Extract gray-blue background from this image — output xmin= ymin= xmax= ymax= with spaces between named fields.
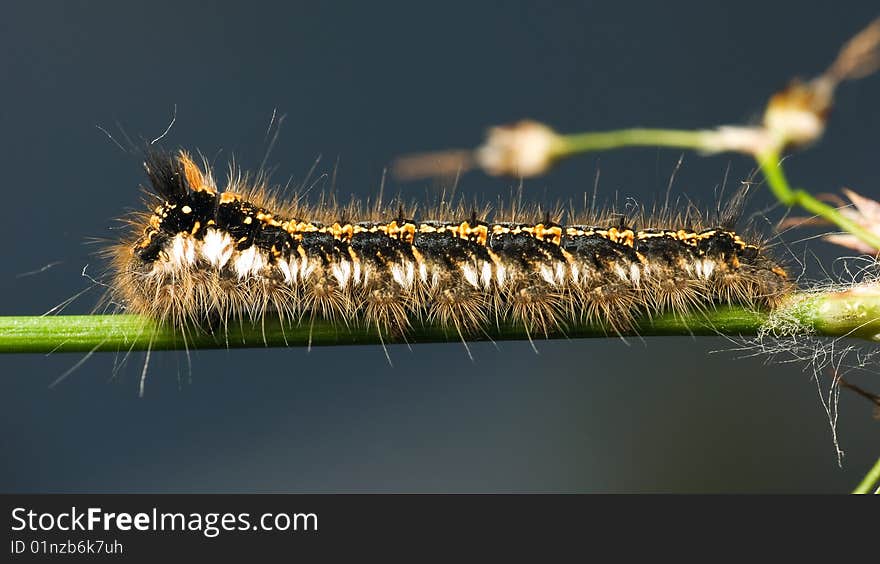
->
xmin=1 ymin=1 xmax=878 ymax=492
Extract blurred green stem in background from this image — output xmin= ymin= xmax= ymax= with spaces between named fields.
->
xmin=852 ymin=456 xmax=880 ymax=494
xmin=554 ymin=128 xmax=712 ymax=155
xmin=755 ymin=150 xmax=880 ymax=250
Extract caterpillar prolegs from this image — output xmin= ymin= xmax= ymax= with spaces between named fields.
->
xmin=107 ymin=150 xmax=791 ymax=342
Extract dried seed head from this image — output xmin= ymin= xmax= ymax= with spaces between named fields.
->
xmin=762 ymin=78 xmax=833 ymax=150
xmin=475 ymin=120 xmax=561 ymax=177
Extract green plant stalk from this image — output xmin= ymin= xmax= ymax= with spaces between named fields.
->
xmin=3 ymin=288 xmax=880 ymax=353
xmin=0 ymin=306 xmax=765 ymax=353
xmin=5 ymin=290 xmax=880 ymax=495
xmin=756 ymin=151 xmax=880 ymax=251
xmin=852 ymin=456 xmax=880 ymax=494
xmin=554 ymin=128 xmax=712 ymax=156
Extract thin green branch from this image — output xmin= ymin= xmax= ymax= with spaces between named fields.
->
xmin=2 ymin=287 xmax=880 ymax=353
xmin=0 ymin=306 xmax=765 ymax=353
xmin=553 ymin=128 xmax=713 ymax=156
xmin=852 ymin=456 xmax=880 ymax=494
xmin=756 ymin=151 xmax=880 ymax=251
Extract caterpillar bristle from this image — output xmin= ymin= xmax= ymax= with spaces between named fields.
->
xmin=105 ymin=149 xmax=792 ymax=342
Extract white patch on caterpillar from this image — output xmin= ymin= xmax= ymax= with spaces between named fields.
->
xmin=555 ymin=263 xmax=566 ymax=284
xmin=359 ymin=263 xmax=375 ymax=287
xmin=494 ymin=264 xmax=508 ymax=287
xmin=298 ymin=256 xmax=317 ymax=282
xmin=351 ymin=258 xmax=363 ymax=285
xmin=233 ymin=246 xmax=263 ymax=279
xmin=391 ymin=262 xmax=414 ymax=289
xmin=697 ymin=258 xmax=716 ymax=280
xmin=629 ymin=264 xmax=642 ymax=287
xmin=404 ymin=261 xmax=416 ymax=288
xmin=539 ymin=264 xmax=557 ymax=286
xmin=331 ymin=260 xmax=353 ymax=288
xmin=462 ymin=264 xmax=480 ymax=288
xmin=480 ymin=261 xmax=493 ymax=288
xmin=284 ymin=256 xmax=299 ymax=284
xmin=427 ymin=265 xmax=442 ymax=289
xmin=277 ymin=257 xmax=293 ymax=284
xmin=202 ymin=228 xmax=234 ymax=269
xmin=168 ymin=234 xmax=196 ymax=269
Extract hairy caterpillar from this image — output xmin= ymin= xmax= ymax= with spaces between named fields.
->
xmin=106 ymin=150 xmax=792 ymax=343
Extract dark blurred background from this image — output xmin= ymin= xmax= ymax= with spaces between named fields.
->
xmin=1 ymin=1 xmax=878 ymax=492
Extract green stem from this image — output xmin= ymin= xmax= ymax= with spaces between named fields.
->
xmin=852 ymin=456 xmax=880 ymax=494
xmin=554 ymin=128 xmax=712 ymax=156
xmin=756 ymin=151 xmax=880 ymax=251
xmin=3 ymin=287 xmax=880 ymax=353
xmin=0 ymin=306 xmax=765 ymax=353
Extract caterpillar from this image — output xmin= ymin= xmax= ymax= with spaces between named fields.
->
xmin=106 ymin=150 xmax=792 ymax=343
